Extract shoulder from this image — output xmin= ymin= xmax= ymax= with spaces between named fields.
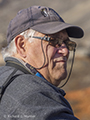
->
xmin=0 ymin=72 xmax=78 ymax=120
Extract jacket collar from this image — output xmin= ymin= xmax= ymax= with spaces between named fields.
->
xmin=5 ymin=57 xmax=37 ymax=75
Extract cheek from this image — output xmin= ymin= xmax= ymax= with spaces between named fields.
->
xmin=46 ymin=46 xmax=56 ymax=69
xmin=26 ymin=42 xmax=43 ymax=62
xmin=46 ymin=46 xmax=56 ymax=61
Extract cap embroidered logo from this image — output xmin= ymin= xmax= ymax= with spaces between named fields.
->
xmin=41 ymin=8 xmax=48 ymax=17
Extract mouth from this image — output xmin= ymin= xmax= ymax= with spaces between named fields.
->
xmin=54 ymin=57 xmax=67 ymax=63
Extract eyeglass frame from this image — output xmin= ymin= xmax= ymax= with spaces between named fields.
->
xmin=31 ymin=35 xmax=77 ymax=51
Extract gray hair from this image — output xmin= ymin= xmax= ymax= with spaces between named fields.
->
xmin=1 ymin=29 xmax=36 ymax=59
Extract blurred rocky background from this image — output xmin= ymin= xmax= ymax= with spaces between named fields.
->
xmin=0 ymin=0 xmax=90 ymax=119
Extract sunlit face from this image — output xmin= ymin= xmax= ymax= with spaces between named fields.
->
xmin=25 ymin=30 xmax=69 ymax=86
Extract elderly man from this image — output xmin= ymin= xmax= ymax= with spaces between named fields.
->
xmin=0 ymin=6 xmax=84 ymax=120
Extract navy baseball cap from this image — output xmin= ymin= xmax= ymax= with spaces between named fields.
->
xmin=7 ymin=5 xmax=84 ymax=44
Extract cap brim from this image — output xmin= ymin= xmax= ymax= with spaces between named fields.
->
xmin=31 ymin=21 xmax=84 ymax=38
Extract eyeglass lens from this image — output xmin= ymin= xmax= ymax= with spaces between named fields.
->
xmin=49 ymin=37 xmax=77 ymax=51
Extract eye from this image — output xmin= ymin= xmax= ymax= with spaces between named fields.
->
xmin=64 ymin=39 xmax=77 ymax=51
xmin=49 ymin=38 xmax=55 ymax=46
xmin=54 ymin=40 xmax=59 ymax=45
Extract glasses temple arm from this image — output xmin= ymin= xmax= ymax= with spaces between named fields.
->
xmin=32 ymin=36 xmax=50 ymax=41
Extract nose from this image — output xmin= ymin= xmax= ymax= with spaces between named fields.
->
xmin=57 ymin=43 xmax=69 ymax=57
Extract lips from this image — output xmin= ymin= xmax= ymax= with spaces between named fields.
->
xmin=54 ymin=57 xmax=67 ymax=63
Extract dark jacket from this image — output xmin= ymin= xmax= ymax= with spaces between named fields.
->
xmin=0 ymin=57 xmax=79 ymax=120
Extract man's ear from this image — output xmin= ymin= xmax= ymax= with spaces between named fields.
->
xmin=15 ymin=35 xmax=27 ymax=58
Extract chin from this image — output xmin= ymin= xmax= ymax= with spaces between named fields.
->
xmin=62 ymin=72 xmax=67 ymax=80
xmin=57 ymin=71 xmax=67 ymax=81
xmin=55 ymin=75 xmax=67 ymax=87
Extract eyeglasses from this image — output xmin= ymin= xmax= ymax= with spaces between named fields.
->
xmin=32 ymin=36 xmax=77 ymax=51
